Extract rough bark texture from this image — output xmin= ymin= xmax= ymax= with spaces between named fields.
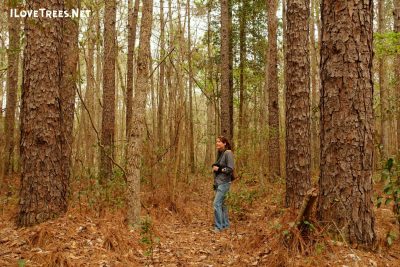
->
xmin=220 ymin=0 xmax=233 ymax=142
xmin=18 ymin=0 xmax=77 ymax=226
xmin=267 ymin=0 xmax=280 ymax=180
xmin=60 ymin=0 xmax=78 ymax=198
xmin=100 ymin=0 xmax=117 ymax=182
xmin=285 ymin=0 xmax=311 ymax=208
xmin=317 ymin=0 xmax=376 ymax=246
xmin=127 ymin=0 xmax=153 ymax=225
xmin=3 ymin=0 xmax=20 ymax=176
xmin=126 ymin=0 xmax=140 ymax=146
xmin=395 ymin=0 xmax=400 ymax=151
xmin=310 ymin=0 xmax=320 ymax=174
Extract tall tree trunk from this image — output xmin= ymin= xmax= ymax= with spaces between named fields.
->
xmin=126 ymin=0 xmax=140 ymax=152
xmin=238 ymin=0 xmax=247 ymax=154
xmin=83 ymin=13 xmax=96 ymax=168
xmin=3 ymin=0 xmax=20 ymax=176
xmin=220 ymin=0 xmax=233 ymax=142
xmin=267 ymin=0 xmax=280 ymax=181
xmin=187 ymin=0 xmax=195 ymax=173
xmin=126 ymin=0 xmax=153 ymax=225
xmin=394 ymin=0 xmax=400 ymax=152
xmin=204 ymin=0 xmax=215 ymax=167
xmin=378 ymin=0 xmax=389 ymax=160
xmin=100 ymin=0 xmax=117 ymax=182
xmin=158 ymin=0 xmax=165 ymax=149
xmin=18 ymin=0 xmax=77 ymax=226
xmin=285 ymin=0 xmax=311 ymax=208
xmin=60 ymin=0 xmax=79 ymax=202
xmin=317 ymin=0 xmax=376 ymax=246
xmin=310 ymin=0 xmax=320 ymax=175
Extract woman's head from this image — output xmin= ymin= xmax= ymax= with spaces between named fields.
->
xmin=216 ymin=136 xmax=231 ymax=151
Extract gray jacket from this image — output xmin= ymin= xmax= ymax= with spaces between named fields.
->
xmin=213 ymin=150 xmax=234 ymax=185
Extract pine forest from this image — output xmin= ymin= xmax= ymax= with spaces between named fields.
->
xmin=1 ymin=0 xmax=400 ymax=266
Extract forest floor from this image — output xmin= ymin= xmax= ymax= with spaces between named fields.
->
xmin=1 ymin=173 xmax=400 ymax=266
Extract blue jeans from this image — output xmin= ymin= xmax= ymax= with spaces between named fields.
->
xmin=213 ymin=183 xmax=230 ymax=230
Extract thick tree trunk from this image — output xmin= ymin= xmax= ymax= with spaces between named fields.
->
xmin=285 ymin=0 xmax=311 ymax=208
xmin=18 ymin=0 xmax=77 ymax=226
xmin=100 ymin=0 xmax=117 ymax=183
xmin=267 ymin=0 xmax=280 ymax=181
xmin=60 ymin=0 xmax=79 ymax=200
xmin=3 ymin=0 xmax=20 ymax=176
xmin=220 ymin=0 xmax=233 ymax=142
xmin=317 ymin=0 xmax=376 ymax=246
xmin=126 ymin=0 xmax=153 ymax=225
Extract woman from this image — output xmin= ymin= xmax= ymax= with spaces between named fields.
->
xmin=212 ymin=136 xmax=234 ymax=232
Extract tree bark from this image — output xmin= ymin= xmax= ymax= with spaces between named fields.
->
xmin=126 ymin=0 xmax=153 ymax=225
xmin=317 ymin=0 xmax=376 ymax=247
xmin=3 ymin=0 xmax=20 ymax=176
xmin=18 ymin=0 xmax=77 ymax=226
xmin=394 ymin=0 xmax=400 ymax=151
xmin=187 ymin=0 xmax=195 ymax=173
xmin=220 ymin=0 xmax=233 ymax=142
xmin=100 ymin=0 xmax=117 ymax=183
xmin=238 ymin=0 xmax=247 ymax=154
xmin=267 ymin=0 xmax=280 ymax=181
xmin=310 ymin=0 xmax=320 ymax=175
xmin=285 ymin=0 xmax=311 ymax=208
xmin=158 ymin=0 xmax=165 ymax=149
xmin=378 ymin=0 xmax=389 ymax=160
xmin=126 ymin=0 xmax=140 ymax=148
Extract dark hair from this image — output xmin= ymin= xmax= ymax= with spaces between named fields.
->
xmin=217 ymin=135 xmax=231 ymax=150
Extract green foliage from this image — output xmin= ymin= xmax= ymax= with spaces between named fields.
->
xmin=226 ymin=188 xmax=258 ymax=216
xmin=374 ymin=32 xmax=400 ymax=57
xmin=17 ymin=259 xmax=26 ymax=267
xmin=386 ymin=231 xmax=397 ymax=247
xmin=377 ymin=157 xmax=400 ymax=224
xmin=139 ymin=217 xmax=160 ymax=258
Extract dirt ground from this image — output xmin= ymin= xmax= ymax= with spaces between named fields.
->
xmin=1 ymin=175 xmax=400 ymax=266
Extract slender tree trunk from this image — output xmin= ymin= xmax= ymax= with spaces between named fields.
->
xmin=3 ymin=0 xmax=20 ymax=176
xmin=18 ymin=0 xmax=77 ymax=226
xmin=394 ymin=0 xmax=400 ymax=152
xmin=204 ymin=1 xmax=215 ymax=167
xmin=285 ymin=0 xmax=311 ymax=208
xmin=126 ymin=0 xmax=140 ymax=151
xmin=378 ymin=0 xmax=389 ymax=160
xmin=158 ymin=0 xmax=165 ymax=149
xmin=187 ymin=0 xmax=195 ymax=173
xmin=83 ymin=13 xmax=96 ymax=168
xmin=126 ymin=0 xmax=153 ymax=225
xmin=310 ymin=0 xmax=320 ymax=175
xmin=220 ymin=0 xmax=233 ymax=142
xmin=317 ymin=0 xmax=376 ymax=246
xmin=267 ymin=0 xmax=280 ymax=181
xmin=238 ymin=0 xmax=247 ymax=153
xmin=100 ymin=0 xmax=117 ymax=182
